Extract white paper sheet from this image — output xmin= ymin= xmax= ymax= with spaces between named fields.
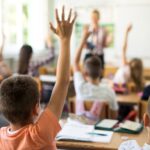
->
xmin=119 ymin=140 xmax=141 ymax=150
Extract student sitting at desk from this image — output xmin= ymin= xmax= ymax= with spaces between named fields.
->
xmin=0 ymin=7 xmax=76 ymax=150
xmin=73 ymin=27 xmax=118 ymax=121
xmin=113 ymin=25 xmax=145 ymax=121
xmin=119 ymin=98 xmax=150 ymax=150
xmin=113 ymin=24 xmax=144 ymax=93
xmin=18 ymin=44 xmax=54 ymax=76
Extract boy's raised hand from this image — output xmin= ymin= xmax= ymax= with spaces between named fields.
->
xmin=50 ymin=6 xmax=77 ymax=40
xmin=126 ymin=24 xmax=132 ymax=33
xmin=48 ymin=6 xmax=76 ymax=119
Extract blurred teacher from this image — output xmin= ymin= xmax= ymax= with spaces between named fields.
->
xmin=85 ymin=9 xmax=111 ymax=70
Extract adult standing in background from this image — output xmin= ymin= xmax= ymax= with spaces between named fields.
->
xmin=84 ymin=9 xmax=112 ymax=72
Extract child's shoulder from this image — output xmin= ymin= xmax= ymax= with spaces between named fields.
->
xmin=99 ymin=81 xmax=113 ymax=90
xmin=0 ymin=126 xmax=8 ymax=135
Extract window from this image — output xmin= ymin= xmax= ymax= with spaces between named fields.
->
xmin=1 ymin=0 xmax=29 ymax=55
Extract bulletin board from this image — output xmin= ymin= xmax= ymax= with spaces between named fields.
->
xmin=75 ymin=22 xmax=115 ymax=48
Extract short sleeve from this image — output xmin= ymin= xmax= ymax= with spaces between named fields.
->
xmin=113 ymin=65 xmax=130 ymax=84
xmin=34 ymin=108 xmax=61 ymax=141
xmin=74 ymin=72 xmax=85 ymax=91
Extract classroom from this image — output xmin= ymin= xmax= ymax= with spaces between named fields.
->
xmin=0 ymin=0 xmax=150 ymax=150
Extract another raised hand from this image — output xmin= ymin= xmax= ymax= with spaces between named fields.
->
xmin=74 ymin=25 xmax=91 ymax=72
xmin=126 ymin=24 xmax=132 ymax=33
xmin=122 ymin=24 xmax=133 ymax=65
xmin=82 ymin=25 xmax=91 ymax=40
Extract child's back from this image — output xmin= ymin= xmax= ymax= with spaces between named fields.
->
xmin=74 ymin=71 xmax=118 ymax=111
xmin=0 ymin=106 xmax=60 ymax=150
xmin=74 ymin=35 xmax=118 ymax=118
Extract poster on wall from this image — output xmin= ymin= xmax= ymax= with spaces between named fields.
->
xmin=75 ymin=22 xmax=115 ymax=48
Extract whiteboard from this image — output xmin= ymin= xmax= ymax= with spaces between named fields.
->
xmin=114 ymin=5 xmax=150 ymax=60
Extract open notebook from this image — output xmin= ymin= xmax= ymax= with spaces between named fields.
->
xmin=56 ymin=121 xmax=113 ymax=143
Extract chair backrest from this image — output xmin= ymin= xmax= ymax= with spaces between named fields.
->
xmin=104 ymin=66 xmax=118 ymax=78
xmin=140 ymin=100 xmax=148 ymax=121
xmin=0 ymin=75 xmax=3 ymax=83
xmin=34 ymin=77 xmax=42 ymax=92
xmin=84 ymin=101 xmax=93 ymax=110
xmin=69 ymin=97 xmax=109 ymax=119
xmin=144 ymin=68 xmax=150 ymax=80
xmin=39 ymin=67 xmax=48 ymax=75
xmin=83 ymin=100 xmax=108 ymax=119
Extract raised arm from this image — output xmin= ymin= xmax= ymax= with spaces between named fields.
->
xmin=0 ymin=32 xmax=5 ymax=61
xmin=122 ymin=24 xmax=132 ymax=65
xmin=47 ymin=6 xmax=76 ymax=119
xmin=104 ymin=30 xmax=112 ymax=48
xmin=74 ymin=26 xmax=91 ymax=72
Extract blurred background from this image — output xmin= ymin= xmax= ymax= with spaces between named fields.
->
xmin=0 ymin=0 xmax=150 ymax=72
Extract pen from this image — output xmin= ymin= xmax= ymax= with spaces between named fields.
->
xmin=87 ymin=132 xmax=108 ymax=136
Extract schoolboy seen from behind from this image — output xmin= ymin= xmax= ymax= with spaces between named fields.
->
xmin=74 ymin=27 xmax=118 ymax=120
xmin=0 ymin=7 xmax=76 ymax=150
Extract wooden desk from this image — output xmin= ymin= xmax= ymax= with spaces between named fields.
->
xmin=69 ymin=93 xmax=140 ymax=112
xmin=57 ymin=129 xmax=147 ymax=150
xmin=116 ymin=94 xmax=140 ymax=105
xmin=40 ymin=75 xmax=57 ymax=83
xmin=40 ymin=75 xmax=73 ymax=83
xmin=69 ymin=94 xmax=141 ymax=118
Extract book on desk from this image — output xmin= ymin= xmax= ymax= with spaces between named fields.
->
xmin=95 ymin=119 xmax=143 ymax=134
xmin=56 ymin=119 xmax=114 ymax=143
xmin=57 ymin=118 xmax=143 ymax=144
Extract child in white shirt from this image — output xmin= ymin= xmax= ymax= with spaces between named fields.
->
xmin=74 ymin=27 xmax=118 ymax=120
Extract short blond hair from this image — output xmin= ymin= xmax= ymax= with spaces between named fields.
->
xmin=92 ymin=9 xmax=100 ymax=19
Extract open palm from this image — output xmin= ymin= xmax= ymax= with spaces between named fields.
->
xmin=50 ymin=6 xmax=77 ymax=39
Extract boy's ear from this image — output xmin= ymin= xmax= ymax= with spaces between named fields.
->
xmin=83 ymin=69 xmax=88 ymax=77
xmin=33 ymin=103 xmax=40 ymax=116
xmin=143 ymin=113 xmax=150 ymax=127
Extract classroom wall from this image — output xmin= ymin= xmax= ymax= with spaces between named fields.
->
xmin=1 ymin=0 xmax=150 ymax=69
xmin=114 ymin=1 xmax=150 ymax=67
xmin=0 ymin=0 xmax=2 ymax=44
xmin=56 ymin=0 xmax=150 ymax=67
xmin=28 ymin=0 xmax=54 ymax=50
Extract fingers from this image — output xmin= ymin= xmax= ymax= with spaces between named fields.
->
xmin=62 ymin=6 xmax=65 ymax=22
xmin=67 ymin=9 xmax=72 ymax=22
xmin=71 ymin=12 xmax=77 ymax=25
xmin=49 ymin=22 xmax=57 ymax=34
xmin=55 ymin=8 xmax=60 ymax=24
xmin=55 ymin=6 xmax=76 ymax=24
